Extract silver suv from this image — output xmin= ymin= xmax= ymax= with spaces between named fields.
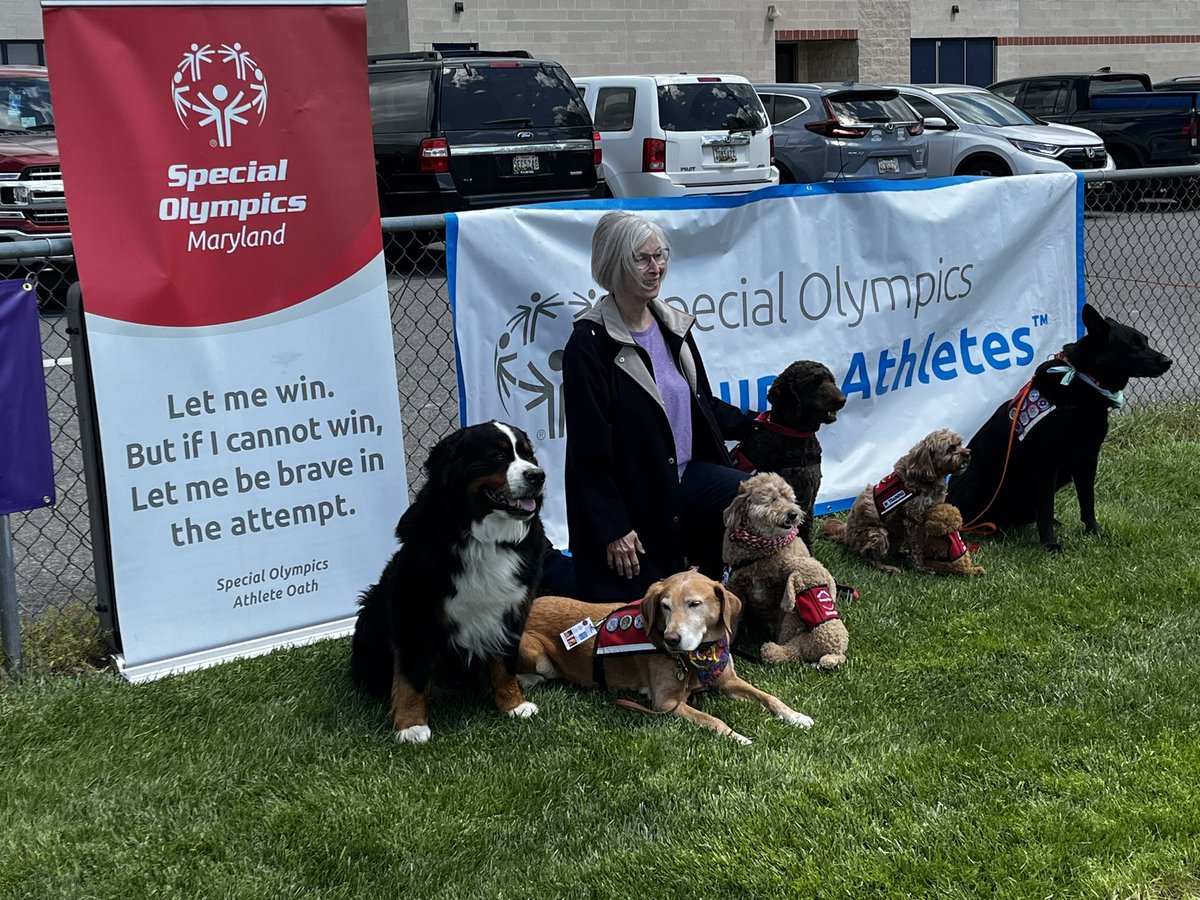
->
xmin=754 ymin=83 xmax=927 ymax=183
xmin=574 ymin=74 xmax=777 ymax=198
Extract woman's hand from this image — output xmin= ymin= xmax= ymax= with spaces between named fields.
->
xmin=606 ymin=530 xmax=645 ymax=580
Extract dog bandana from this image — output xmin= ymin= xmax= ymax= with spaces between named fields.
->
xmin=1009 ymin=386 xmax=1056 ymax=441
xmin=944 ymin=530 xmax=968 ymax=562
xmin=729 ymin=412 xmax=815 ymax=472
xmin=794 ymin=585 xmax=840 ymax=629
xmin=728 ymin=524 xmax=798 ymax=552
xmin=682 ymin=638 xmax=731 ymax=689
xmin=593 ymin=602 xmax=656 ymax=657
xmin=872 ymin=472 xmax=913 ymax=517
xmin=1048 ymin=354 xmax=1125 ymax=407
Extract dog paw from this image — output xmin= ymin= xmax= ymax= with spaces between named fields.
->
xmin=730 ymin=731 xmax=754 ymax=745
xmin=507 ymin=701 xmax=539 ymax=719
xmin=1044 ymin=542 xmax=1063 ymax=553
xmin=780 ymin=709 xmax=815 ymax=728
xmin=394 ymin=724 xmax=432 ymax=744
xmin=1084 ymin=523 xmax=1104 ymax=536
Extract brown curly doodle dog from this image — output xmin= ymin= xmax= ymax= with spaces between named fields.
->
xmin=823 ymin=429 xmax=971 ymax=575
xmin=722 ymin=473 xmax=849 ymax=669
xmin=922 ymin=503 xmax=986 ymax=577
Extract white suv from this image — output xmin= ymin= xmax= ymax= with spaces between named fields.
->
xmin=890 ymin=83 xmax=1115 ymax=177
xmin=573 ymin=74 xmax=778 ymax=198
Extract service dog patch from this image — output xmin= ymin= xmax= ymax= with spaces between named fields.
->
xmin=795 ymin=585 xmax=839 ymax=629
xmin=594 ymin=602 xmax=656 ymax=656
xmin=1010 ymin=387 xmax=1056 ymax=441
xmin=873 ymin=471 xmax=913 ymax=516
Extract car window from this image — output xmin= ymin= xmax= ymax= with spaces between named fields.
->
xmin=369 ymin=68 xmax=434 ymax=132
xmin=904 ymin=95 xmax=943 ymax=120
xmin=440 ymin=63 xmax=591 ymax=130
xmin=938 ymin=91 xmax=1038 ymax=126
xmin=1021 ymin=80 xmax=1069 ymax=116
xmin=594 ymin=86 xmax=635 ymax=131
xmin=770 ymin=94 xmax=809 ymax=124
xmin=0 ymin=75 xmax=54 ymax=130
xmin=827 ymin=93 xmax=916 ymax=124
xmin=990 ymin=82 xmax=1021 ymax=104
xmin=656 ymin=81 xmax=768 ymax=132
xmin=1089 ymin=76 xmax=1148 ymax=96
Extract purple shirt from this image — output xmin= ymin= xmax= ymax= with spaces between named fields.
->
xmin=631 ymin=319 xmax=693 ymax=479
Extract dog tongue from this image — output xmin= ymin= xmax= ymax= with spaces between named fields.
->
xmin=515 ymin=497 xmax=537 ymax=512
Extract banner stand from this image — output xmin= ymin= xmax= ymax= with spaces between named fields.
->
xmin=66 ymin=283 xmax=121 ymax=655
xmin=0 ymin=514 xmax=23 ymax=677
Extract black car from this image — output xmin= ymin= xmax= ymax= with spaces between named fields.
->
xmin=368 ymin=50 xmax=602 ymax=216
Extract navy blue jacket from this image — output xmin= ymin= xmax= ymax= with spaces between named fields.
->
xmin=562 ymin=295 xmax=753 ymax=601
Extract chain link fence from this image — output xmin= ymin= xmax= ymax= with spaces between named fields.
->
xmin=4 ymin=167 xmax=1199 ymax=673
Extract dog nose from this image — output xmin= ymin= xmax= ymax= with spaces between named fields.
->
xmin=524 ymin=467 xmax=545 ymax=488
xmin=664 ymin=632 xmax=681 ymax=649
xmin=784 ymin=510 xmax=799 ymax=525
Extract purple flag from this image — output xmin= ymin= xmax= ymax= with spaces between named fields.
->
xmin=0 ymin=278 xmax=55 ymax=515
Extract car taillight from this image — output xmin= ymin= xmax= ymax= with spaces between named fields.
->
xmin=419 ymin=137 xmax=450 ymax=174
xmin=805 ymin=120 xmax=869 ymax=139
xmin=593 ymin=130 xmax=602 ymax=166
xmin=907 ymin=119 xmax=925 ymax=136
xmin=642 ymin=137 xmax=666 ymax=172
xmin=769 ymin=133 xmax=775 ymax=164
xmin=697 ymin=77 xmax=721 ymax=82
xmin=1187 ymin=118 xmax=1199 ymax=148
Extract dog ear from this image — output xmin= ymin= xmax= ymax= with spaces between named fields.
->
xmin=722 ymin=482 xmax=749 ymax=528
xmin=1081 ymin=303 xmax=1109 ymax=337
xmin=640 ymin=580 xmax=665 ymax=639
xmin=715 ymin=581 xmax=742 ymax=637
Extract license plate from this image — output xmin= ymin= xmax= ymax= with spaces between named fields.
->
xmin=513 ymin=154 xmax=540 ymax=175
xmin=877 ymin=157 xmax=900 ymax=174
xmin=713 ymin=146 xmax=737 ymax=163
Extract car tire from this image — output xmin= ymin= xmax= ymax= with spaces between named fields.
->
xmin=775 ymin=163 xmax=796 ymax=185
xmin=956 ymin=157 xmax=1012 ymax=177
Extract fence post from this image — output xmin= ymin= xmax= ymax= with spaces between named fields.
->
xmin=0 ymin=513 xmax=23 ymax=678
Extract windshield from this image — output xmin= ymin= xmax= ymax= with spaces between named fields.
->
xmin=938 ymin=91 xmax=1037 ymax=127
xmin=657 ymin=82 xmax=768 ymax=132
xmin=0 ymin=76 xmax=54 ymax=132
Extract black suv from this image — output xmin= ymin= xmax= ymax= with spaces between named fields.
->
xmin=368 ymin=50 xmax=602 ymax=216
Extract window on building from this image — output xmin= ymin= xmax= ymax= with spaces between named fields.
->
xmin=1 ymin=42 xmax=45 ymax=66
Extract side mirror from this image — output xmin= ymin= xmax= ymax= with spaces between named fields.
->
xmin=922 ymin=116 xmax=954 ymax=130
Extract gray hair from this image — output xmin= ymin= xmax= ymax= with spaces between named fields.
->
xmin=590 ymin=210 xmax=671 ymax=295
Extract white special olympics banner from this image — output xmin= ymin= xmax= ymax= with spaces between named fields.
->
xmin=44 ymin=0 xmax=407 ymax=680
xmin=450 ymin=176 xmax=1083 ymax=548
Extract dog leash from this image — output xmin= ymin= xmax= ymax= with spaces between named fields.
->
xmin=960 ymin=379 xmax=1032 ymax=535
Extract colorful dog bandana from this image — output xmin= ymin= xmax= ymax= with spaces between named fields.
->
xmin=794 ymin=585 xmax=840 ymax=629
xmin=728 ymin=524 xmax=798 ymax=552
xmin=684 ymin=638 xmax=731 ymax=689
xmin=872 ymin=471 xmax=913 ymax=517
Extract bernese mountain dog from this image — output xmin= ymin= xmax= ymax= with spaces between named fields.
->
xmin=350 ymin=421 xmax=546 ymax=743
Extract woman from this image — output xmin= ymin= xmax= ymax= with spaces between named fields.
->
xmin=562 ymin=210 xmax=756 ymax=601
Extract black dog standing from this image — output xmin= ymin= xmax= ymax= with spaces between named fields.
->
xmin=350 ymin=421 xmax=546 ymax=743
xmin=948 ymin=304 xmax=1171 ymax=551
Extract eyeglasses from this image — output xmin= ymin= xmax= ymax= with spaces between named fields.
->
xmin=632 ymin=247 xmax=670 ymax=269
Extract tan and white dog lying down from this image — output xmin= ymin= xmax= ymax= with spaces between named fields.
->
xmin=517 ymin=570 xmax=814 ymax=744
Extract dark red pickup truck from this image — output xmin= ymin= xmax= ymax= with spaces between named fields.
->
xmin=989 ymin=70 xmax=1200 ymax=170
xmin=0 ymin=65 xmax=68 ymax=243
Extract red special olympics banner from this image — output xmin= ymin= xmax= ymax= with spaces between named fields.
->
xmin=44 ymin=0 xmax=408 ymax=681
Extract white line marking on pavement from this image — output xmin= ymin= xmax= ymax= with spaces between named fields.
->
xmin=43 ymin=355 xmax=73 ymax=369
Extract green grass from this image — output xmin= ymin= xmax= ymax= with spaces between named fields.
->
xmin=3 ymin=402 xmax=1200 ymax=900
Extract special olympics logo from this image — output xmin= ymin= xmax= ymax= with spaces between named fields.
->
xmin=171 ymin=42 xmax=268 ymax=148
xmin=494 ymin=289 xmax=599 ymax=441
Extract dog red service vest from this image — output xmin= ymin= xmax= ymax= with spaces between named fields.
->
xmin=594 ymin=602 xmax=655 ymax=656
xmin=944 ymin=530 xmax=968 ymax=562
xmin=873 ymin=471 xmax=913 ymax=516
xmin=795 ymin=585 xmax=840 ymax=629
